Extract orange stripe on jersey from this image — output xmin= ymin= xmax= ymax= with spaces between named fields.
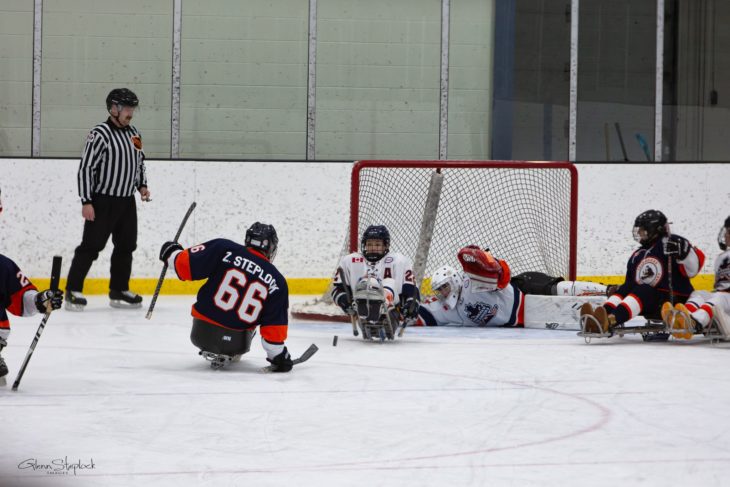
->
xmin=260 ymin=324 xmax=288 ymax=344
xmin=175 ymin=250 xmax=192 ymax=281
xmin=8 ymin=284 xmax=36 ymax=317
xmin=190 ymin=307 xmax=254 ymax=331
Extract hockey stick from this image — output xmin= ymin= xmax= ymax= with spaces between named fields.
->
xmin=614 ymin=122 xmax=629 ymax=161
xmin=261 ymin=343 xmax=319 ymax=372
xmin=12 ymin=255 xmax=62 ymax=391
xmin=338 ymin=267 xmax=359 ymax=336
xmin=145 ymin=201 xmax=197 ymax=320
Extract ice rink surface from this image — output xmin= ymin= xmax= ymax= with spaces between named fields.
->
xmin=2 ymin=296 xmax=730 ymax=487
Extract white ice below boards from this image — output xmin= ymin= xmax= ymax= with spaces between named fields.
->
xmin=2 ymin=296 xmax=730 ymax=487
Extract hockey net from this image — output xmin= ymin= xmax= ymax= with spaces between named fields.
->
xmin=291 ymin=160 xmax=578 ymax=321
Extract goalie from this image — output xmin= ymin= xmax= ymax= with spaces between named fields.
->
xmin=661 ymin=215 xmax=730 ymax=338
xmin=331 ymin=225 xmax=419 ymax=338
xmin=580 ymin=209 xmax=705 ymax=335
xmin=417 ymin=246 xmax=606 ymax=327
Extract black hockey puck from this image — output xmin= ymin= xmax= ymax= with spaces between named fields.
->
xmin=333 ymin=335 xmax=338 ymax=346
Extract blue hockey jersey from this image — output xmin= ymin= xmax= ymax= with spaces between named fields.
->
xmin=612 ymin=235 xmax=705 ymax=300
xmin=0 ymin=254 xmax=37 ymax=333
xmin=171 ymin=239 xmax=289 ymax=344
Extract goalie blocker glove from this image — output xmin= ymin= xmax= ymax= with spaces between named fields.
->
xmin=267 ymin=347 xmax=293 ymax=373
xmin=664 ymin=234 xmax=691 ymax=260
xmin=34 ymin=289 xmax=63 ymax=314
xmin=159 ymin=241 xmax=183 ymax=263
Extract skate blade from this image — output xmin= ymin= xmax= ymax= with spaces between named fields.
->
xmin=109 ymin=300 xmax=143 ymax=309
xmin=64 ymin=302 xmax=86 ymax=312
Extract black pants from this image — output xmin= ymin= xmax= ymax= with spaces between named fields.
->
xmin=67 ymin=194 xmax=137 ymax=293
xmin=510 ymin=272 xmax=564 ymax=296
xmin=190 ymin=319 xmax=254 ymax=356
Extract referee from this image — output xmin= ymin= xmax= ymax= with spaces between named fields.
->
xmin=66 ymin=88 xmax=151 ymax=311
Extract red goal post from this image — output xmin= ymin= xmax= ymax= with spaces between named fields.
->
xmin=291 ymin=160 xmax=578 ymax=321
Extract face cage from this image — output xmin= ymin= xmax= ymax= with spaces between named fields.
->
xmin=433 ymin=282 xmax=452 ymax=299
xmin=719 ymin=226 xmax=730 ymax=251
xmin=362 ymin=239 xmax=388 ymax=262
xmin=268 ymin=244 xmax=278 ymax=262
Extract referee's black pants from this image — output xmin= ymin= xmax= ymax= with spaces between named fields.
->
xmin=67 ymin=194 xmax=137 ymax=293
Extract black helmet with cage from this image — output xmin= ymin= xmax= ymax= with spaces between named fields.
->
xmin=245 ymin=222 xmax=279 ymax=261
xmin=360 ymin=225 xmax=390 ymax=263
xmin=633 ymin=209 xmax=668 ymax=246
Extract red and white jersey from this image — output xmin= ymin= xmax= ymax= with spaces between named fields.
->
xmin=420 ymin=273 xmax=524 ymax=327
xmin=714 ymin=250 xmax=730 ymax=292
xmin=334 ymin=251 xmax=415 ymax=304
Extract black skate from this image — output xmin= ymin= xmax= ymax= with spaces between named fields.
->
xmin=65 ymin=290 xmax=88 ymax=311
xmin=0 ymin=337 xmax=8 ymax=386
xmin=109 ymin=290 xmax=143 ymax=309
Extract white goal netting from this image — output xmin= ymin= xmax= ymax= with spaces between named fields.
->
xmin=292 ymin=160 xmax=577 ymax=321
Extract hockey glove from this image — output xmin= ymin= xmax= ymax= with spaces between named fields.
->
xmin=664 ymin=235 xmax=691 ymax=260
xmin=402 ymin=297 xmax=419 ymax=320
xmin=333 ymin=290 xmax=354 ymax=315
xmin=267 ymin=347 xmax=293 ymax=373
xmin=34 ymin=289 xmax=63 ymax=314
xmin=159 ymin=241 xmax=183 ymax=263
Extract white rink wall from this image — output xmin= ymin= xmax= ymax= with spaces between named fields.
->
xmin=0 ymin=159 xmax=728 ymax=281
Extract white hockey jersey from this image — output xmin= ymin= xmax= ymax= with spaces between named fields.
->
xmin=419 ymin=273 xmax=525 ymax=327
xmin=334 ymin=251 xmax=415 ymax=305
xmin=714 ymin=249 xmax=730 ymax=291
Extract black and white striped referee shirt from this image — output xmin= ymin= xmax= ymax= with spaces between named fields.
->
xmin=77 ymin=119 xmax=148 ymax=204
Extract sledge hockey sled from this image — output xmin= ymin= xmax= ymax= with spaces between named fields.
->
xmin=352 ymin=276 xmax=402 ymax=342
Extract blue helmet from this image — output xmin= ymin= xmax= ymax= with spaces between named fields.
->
xmin=245 ymin=222 xmax=278 ymax=261
xmin=360 ymin=225 xmax=390 ymax=263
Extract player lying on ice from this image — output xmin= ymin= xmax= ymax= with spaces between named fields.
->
xmin=417 ymin=245 xmax=606 ymax=327
xmin=0 ymin=188 xmax=64 ymax=384
xmin=580 ymin=209 xmax=705 ymax=336
xmin=331 ymin=225 xmax=420 ymax=339
xmin=159 ymin=222 xmax=293 ymax=371
xmin=661 ymin=215 xmax=730 ymax=339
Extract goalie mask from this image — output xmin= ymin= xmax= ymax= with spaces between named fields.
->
xmin=245 ymin=222 xmax=278 ymax=261
xmin=719 ymin=216 xmax=730 ymax=251
xmin=430 ymin=265 xmax=462 ymax=309
xmin=633 ymin=209 xmax=668 ymax=246
xmin=361 ymin=225 xmax=390 ymax=263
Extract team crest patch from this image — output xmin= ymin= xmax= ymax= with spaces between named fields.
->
xmin=86 ymin=132 xmax=96 ymax=142
xmin=131 ymin=135 xmax=143 ymax=151
xmin=465 ymin=302 xmax=498 ymax=326
xmin=635 ymin=256 xmax=663 ymax=286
